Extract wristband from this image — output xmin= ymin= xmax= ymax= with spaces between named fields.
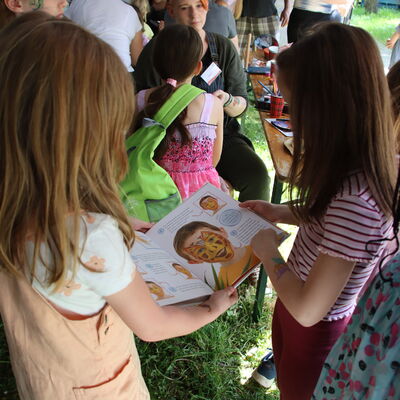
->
xmin=224 ymin=93 xmax=233 ymax=107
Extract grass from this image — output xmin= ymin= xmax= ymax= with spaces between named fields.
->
xmin=137 ymin=286 xmax=280 ymax=400
xmin=351 ymin=5 xmax=400 ymax=44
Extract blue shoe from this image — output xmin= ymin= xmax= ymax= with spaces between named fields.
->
xmin=251 ymin=351 xmax=276 ymax=388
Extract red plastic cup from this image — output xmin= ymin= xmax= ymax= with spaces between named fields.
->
xmin=270 ymin=95 xmax=284 ymax=118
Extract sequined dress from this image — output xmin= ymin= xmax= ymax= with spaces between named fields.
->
xmin=136 ymin=90 xmax=221 ymax=199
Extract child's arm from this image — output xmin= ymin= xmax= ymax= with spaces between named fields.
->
xmin=387 ymin=26 xmax=400 ymax=49
xmin=251 ymin=229 xmax=355 ymax=327
xmin=130 ymin=31 xmax=144 ymax=67
xmin=240 ymin=200 xmax=299 ymax=226
xmin=212 ymin=90 xmax=247 ymax=118
xmin=212 ymin=98 xmax=224 ymax=167
xmin=105 ymin=272 xmax=238 ymax=341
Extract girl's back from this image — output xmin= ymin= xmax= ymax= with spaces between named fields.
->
xmin=136 ymin=89 xmax=223 ymax=198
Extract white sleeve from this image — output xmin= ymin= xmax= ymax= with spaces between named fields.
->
xmin=126 ymin=6 xmax=143 ymax=39
xmin=79 ymin=217 xmax=135 ymax=297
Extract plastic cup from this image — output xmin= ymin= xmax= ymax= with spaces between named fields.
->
xmin=270 ymin=95 xmax=284 ymax=118
xmin=268 ymin=46 xmax=279 ymax=59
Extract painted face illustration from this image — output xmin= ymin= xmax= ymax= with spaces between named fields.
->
xmin=184 ymin=231 xmax=234 ymax=263
xmin=172 ymin=264 xmax=193 ymax=278
xmin=147 ymin=282 xmax=165 ymax=299
xmin=200 ymin=196 xmax=218 ymax=211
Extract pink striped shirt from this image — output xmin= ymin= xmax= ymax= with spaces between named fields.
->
xmin=287 ymin=171 xmax=393 ymax=321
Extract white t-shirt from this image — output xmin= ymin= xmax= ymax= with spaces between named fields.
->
xmin=30 ymin=213 xmax=135 ymax=315
xmin=65 ymin=0 xmax=142 ymax=72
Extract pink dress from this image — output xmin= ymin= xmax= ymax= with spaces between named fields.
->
xmin=136 ymin=90 xmax=221 ymax=199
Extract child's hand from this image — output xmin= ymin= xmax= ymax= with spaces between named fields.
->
xmin=250 ymin=229 xmax=280 ymax=260
xmin=128 ymin=217 xmax=154 ymax=232
xmin=387 ymin=32 xmax=400 ymax=49
xmin=202 ymin=286 xmax=238 ymax=316
xmin=239 ymin=200 xmax=282 ymax=223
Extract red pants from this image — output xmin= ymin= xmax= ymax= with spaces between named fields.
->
xmin=272 ymin=299 xmax=351 ymax=400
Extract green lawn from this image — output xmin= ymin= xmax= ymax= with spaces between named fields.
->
xmin=351 ymin=5 xmax=400 ymax=44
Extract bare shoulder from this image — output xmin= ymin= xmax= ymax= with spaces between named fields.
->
xmin=184 ymin=92 xmax=206 ymax=123
xmin=209 ymin=95 xmax=223 ymax=125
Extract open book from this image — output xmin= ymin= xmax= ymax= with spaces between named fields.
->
xmin=130 ymin=184 xmax=288 ymax=306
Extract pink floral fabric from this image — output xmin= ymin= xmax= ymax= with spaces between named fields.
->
xmin=312 ymin=253 xmax=400 ymax=399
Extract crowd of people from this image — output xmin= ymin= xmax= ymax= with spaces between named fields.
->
xmin=0 ymin=1 xmax=399 ymax=400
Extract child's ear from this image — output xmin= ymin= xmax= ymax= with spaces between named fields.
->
xmin=4 ymin=0 xmax=25 ymax=13
xmin=194 ymin=60 xmax=203 ymax=76
xmin=166 ymin=3 xmax=175 ymax=18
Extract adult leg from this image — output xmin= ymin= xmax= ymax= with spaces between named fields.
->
xmin=287 ymin=8 xmax=332 ymax=43
xmin=236 ymin=16 xmax=251 ymax=58
xmin=217 ymin=136 xmax=270 ymax=202
xmin=252 ymin=15 xmax=280 ymax=41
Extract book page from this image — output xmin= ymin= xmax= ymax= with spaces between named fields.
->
xmin=147 ymin=184 xmax=288 ymax=290
xmin=130 ymin=232 xmax=213 ymax=306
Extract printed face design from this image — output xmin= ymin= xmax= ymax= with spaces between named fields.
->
xmin=169 ymin=0 xmax=207 ymax=31
xmin=200 ymin=196 xmax=218 ymax=211
xmin=147 ymin=282 xmax=164 ymax=298
xmin=184 ymin=230 xmax=234 ymax=263
xmin=172 ymin=264 xmax=193 ymax=278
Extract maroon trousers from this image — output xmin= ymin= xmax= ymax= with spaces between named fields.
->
xmin=272 ymin=299 xmax=351 ymax=400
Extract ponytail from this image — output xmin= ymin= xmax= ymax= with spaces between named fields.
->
xmin=135 ymin=83 xmax=193 ymax=159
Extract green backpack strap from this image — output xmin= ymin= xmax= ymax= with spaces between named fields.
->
xmin=153 ymin=84 xmax=204 ymax=129
xmin=121 ymin=84 xmax=204 ymax=222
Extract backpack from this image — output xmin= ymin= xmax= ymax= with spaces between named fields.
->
xmin=120 ymin=84 xmax=204 ymax=222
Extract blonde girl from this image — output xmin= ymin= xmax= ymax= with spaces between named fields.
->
xmin=0 ymin=12 xmax=237 ymax=400
xmin=241 ymin=23 xmax=396 ymax=400
xmin=128 ymin=0 xmax=154 ymax=45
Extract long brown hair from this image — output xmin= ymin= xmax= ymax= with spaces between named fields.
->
xmin=387 ymin=60 xmax=400 ymax=152
xmin=276 ymin=22 xmax=396 ymax=222
xmin=0 ymin=12 xmax=135 ymax=288
xmin=135 ymin=24 xmax=203 ymax=159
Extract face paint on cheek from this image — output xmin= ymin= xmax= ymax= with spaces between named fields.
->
xmin=30 ymin=0 xmax=44 ymax=10
xmin=184 ymin=231 xmax=234 ymax=263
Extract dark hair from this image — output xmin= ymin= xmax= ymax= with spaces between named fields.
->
xmin=135 ymin=24 xmax=203 ymax=158
xmin=0 ymin=1 xmax=15 ymax=29
xmin=276 ymin=22 xmax=396 ymax=223
xmin=367 ymin=60 xmax=400 ymax=284
xmin=387 ymin=60 xmax=400 ymax=152
xmin=366 ymin=169 xmax=400 ymax=285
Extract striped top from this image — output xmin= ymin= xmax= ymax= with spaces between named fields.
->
xmin=287 ymin=171 xmax=393 ymax=321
